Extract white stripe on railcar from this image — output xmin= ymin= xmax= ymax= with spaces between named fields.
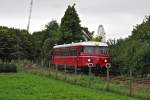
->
xmin=54 ymin=41 xmax=108 ymax=48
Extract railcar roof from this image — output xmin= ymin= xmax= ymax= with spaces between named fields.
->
xmin=53 ymin=41 xmax=108 ymax=48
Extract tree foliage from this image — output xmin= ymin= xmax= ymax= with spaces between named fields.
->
xmin=109 ymin=16 xmax=150 ymax=77
xmin=60 ymin=4 xmax=84 ymax=43
xmin=92 ymin=36 xmax=102 ymax=42
xmin=0 ymin=26 xmax=33 ymax=62
xmin=32 ymin=20 xmax=61 ymax=64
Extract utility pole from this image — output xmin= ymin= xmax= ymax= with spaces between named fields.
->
xmin=27 ymin=0 xmax=34 ymax=63
xmin=27 ymin=0 xmax=33 ymax=32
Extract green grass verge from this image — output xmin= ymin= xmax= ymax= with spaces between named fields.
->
xmin=0 ymin=73 xmax=138 ymax=100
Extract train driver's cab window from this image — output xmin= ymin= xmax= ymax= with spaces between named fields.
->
xmin=96 ymin=46 xmax=108 ymax=54
xmin=95 ymin=47 xmax=101 ymax=54
xmin=84 ymin=46 xmax=94 ymax=54
xmin=82 ymin=46 xmax=108 ymax=55
xmin=101 ymin=46 xmax=108 ymax=54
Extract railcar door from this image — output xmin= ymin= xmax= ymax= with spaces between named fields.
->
xmin=69 ymin=47 xmax=78 ymax=67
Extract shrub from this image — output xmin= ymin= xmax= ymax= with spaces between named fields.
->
xmin=0 ymin=63 xmax=17 ymax=73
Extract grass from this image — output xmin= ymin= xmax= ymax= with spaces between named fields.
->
xmin=24 ymin=66 xmax=150 ymax=99
xmin=0 ymin=72 xmax=139 ymax=100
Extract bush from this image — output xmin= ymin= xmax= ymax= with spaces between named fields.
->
xmin=0 ymin=63 xmax=17 ymax=73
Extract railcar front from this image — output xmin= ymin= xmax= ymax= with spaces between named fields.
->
xmin=77 ymin=44 xmax=110 ymax=73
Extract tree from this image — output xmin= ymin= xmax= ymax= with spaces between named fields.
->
xmin=32 ymin=20 xmax=61 ymax=64
xmin=92 ymin=36 xmax=102 ymax=42
xmin=45 ymin=20 xmax=61 ymax=44
xmin=32 ymin=31 xmax=45 ymax=63
xmin=109 ymin=16 xmax=150 ymax=76
xmin=131 ymin=16 xmax=150 ymax=41
xmin=0 ymin=26 xmax=33 ymax=62
xmin=43 ymin=20 xmax=61 ymax=65
xmin=60 ymin=4 xmax=84 ymax=44
xmin=42 ymin=38 xmax=52 ymax=67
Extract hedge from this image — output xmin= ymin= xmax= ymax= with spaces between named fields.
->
xmin=0 ymin=63 xmax=17 ymax=73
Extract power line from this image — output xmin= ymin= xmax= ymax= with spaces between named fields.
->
xmin=27 ymin=0 xmax=34 ymax=33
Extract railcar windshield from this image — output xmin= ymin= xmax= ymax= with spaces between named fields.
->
xmin=83 ymin=46 xmax=108 ymax=55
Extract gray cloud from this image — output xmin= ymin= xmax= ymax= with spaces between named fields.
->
xmin=0 ymin=0 xmax=150 ymax=39
xmin=77 ymin=0 xmax=150 ymax=13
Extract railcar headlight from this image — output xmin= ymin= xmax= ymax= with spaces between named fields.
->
xmin=88 ymin=59 xmax=91 ymax=62
xmin=104 ymin=59 xmax=107 ymax=63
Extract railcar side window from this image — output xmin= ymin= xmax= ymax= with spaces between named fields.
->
xmin=70 ymin=48 xmax=77 ymax=56
xmin=66 ymin=48 xmax=69 ymax=56
xmin=53 ymin=46 xmax=109 ymax=56
xmin=95 ymin=46 xmax=108 ymax=54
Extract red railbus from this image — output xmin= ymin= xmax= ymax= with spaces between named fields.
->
xmin=51 ymin=41 xmax=110 ymax=73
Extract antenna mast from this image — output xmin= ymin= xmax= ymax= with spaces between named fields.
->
xmin=27 ymin=0 xmax=33 ymax=33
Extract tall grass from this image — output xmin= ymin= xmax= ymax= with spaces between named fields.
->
xmin=15 ymin=60 xmax=150 ymax=100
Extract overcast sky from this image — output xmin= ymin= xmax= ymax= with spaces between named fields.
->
xmin=0 ymin=0 xmax=150 ymax=40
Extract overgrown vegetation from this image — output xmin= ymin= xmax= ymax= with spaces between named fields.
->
xmin=109 ymin=16 xmax=150 ymax=77
xmin=0 ymin=63 xmax=17 ymax=73
xmin=0 ymin=26 xmax=33 ymax=62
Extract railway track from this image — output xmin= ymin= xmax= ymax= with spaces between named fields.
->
xmin=134 ymin=78 xmax=150 ymax=84
xmin=110 ymin=76 xmax=150 ymax=84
